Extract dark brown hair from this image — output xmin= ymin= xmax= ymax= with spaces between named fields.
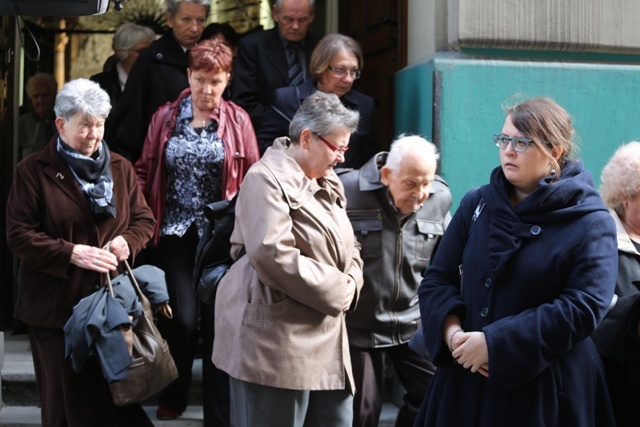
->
xmin=506 ymin=97 xmax=575 ymax=181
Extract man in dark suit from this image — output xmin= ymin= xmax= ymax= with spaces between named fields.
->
xmin=231 ymin=0 xmax=321 ymax=131
xmin=105 ymin=0 xmax=209 ymax=162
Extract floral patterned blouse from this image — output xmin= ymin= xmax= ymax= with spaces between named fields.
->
xmin=161 ymin=95 xmax=224 ymax=238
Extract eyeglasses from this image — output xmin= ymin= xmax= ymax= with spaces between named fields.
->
xmin=327 ymin=66 xmax=361 ymax=80
xmin=493 ymin=134 xmax=536 ymax=153
xmin=314 ymin=133 xmax=349 ymax=154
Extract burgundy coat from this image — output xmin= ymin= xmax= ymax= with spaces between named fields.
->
xmin=6 ymin=139 xmax=155 ymax=329
xmin=134 ymin=88 xmax=259 ymax=246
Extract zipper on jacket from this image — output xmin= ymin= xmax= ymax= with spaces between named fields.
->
xmin=390 ymin=227 xmax=403 ymax=345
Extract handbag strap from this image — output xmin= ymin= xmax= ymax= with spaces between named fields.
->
xmin=104 ymin=260 xmax=153 ymax=315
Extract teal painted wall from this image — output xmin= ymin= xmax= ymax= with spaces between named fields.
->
xmin=396 ymin=53 xmax=640 ymax=210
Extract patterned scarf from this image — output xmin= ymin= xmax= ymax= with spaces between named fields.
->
xmin=57 ymin=138 xmax=116 ymax=218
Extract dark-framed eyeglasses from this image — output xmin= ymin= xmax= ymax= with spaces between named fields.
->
xmin=327 ymin=65 xmax=361 ymax=80
xmin=314 ymin=133 xmax=349 ymax=154
xmin=493 ymin=134 xmax=536 ymax=153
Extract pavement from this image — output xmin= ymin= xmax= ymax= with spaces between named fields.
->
xmin=0 ymin=331 xmax=399 ymax=426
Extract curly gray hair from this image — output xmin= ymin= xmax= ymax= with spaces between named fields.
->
xmin=600 ymin=141 xmax=640 ymax=216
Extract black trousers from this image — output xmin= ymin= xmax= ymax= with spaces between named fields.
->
xmin=350 ymin=343 xmax=435 ymax=427
xmin=145 ymin=225 xmax=230 ymax=425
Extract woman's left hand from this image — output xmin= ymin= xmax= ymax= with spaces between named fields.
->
xmin=105 ymin=236 xmax=130 ymax=261
xmin=343 ymin=277 xmax=356 ymax=312
xmin=451 ymin=331 xmax=490 ymax=377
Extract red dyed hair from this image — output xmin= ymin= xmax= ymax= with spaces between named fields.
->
xmin=188 ymin=39 xmax=233 ymax=73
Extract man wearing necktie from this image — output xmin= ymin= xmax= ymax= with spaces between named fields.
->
xmin=231 ymin=0 xmax=322 ymax=132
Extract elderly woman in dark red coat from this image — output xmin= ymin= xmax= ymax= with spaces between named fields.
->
xmin=6 ymin=78 xmax=156 ymax=426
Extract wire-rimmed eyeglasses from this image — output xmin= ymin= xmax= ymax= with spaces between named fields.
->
xmin=327 ymin=65 xmax=361 ymax=80
xmin=314 ymin=133 xmax=349 ymax=154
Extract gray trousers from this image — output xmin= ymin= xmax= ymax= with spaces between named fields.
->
xmin=229 ymin=376 xmax=353 ymax=427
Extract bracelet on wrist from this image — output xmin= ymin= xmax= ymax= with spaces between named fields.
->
xmin=447 ymin=328 xmax=463 ymax=353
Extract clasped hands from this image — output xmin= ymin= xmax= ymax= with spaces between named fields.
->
xmin=449 ymin=330 xmax=490 ymax=378
xmin=70 ymin=235 xmax=130 ymax=273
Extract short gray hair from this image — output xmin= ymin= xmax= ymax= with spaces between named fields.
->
xmin=54 ymin=79 xmax=111 ymax=120
xmin=600 ymin=141 xmax=640 ymax=216
xmin=289 ymin=91 xmax=359 ymax=144
xmin=166 ymin=0 xmax=210 ymax=16
xmin=274 ymin=0 xmax=315 ymax=10
xmin=385 ymin=134 xmax=439 ymax=172
xmin=113 ymin=23 xmax=156 ymax=62
xmin=26 ymin=72 xmax=57 ymax=98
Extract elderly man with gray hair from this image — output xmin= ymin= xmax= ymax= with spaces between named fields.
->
xmin=339 ymin=135 xmax=452 ymax=427
xmin=18 ymin=72 xmax=57 ymax=159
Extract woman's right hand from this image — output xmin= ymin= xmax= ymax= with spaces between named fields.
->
xmin=70 ymin=244 xmax=118 ymax=273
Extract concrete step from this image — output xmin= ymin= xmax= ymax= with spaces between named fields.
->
xmin=1 ymin=332 xmax=400 ymax=426
xmin=0 ymin=403 xmax=399 ymax=426
xmin=1 ymin=333 xmax=203 ymax=407
xmin=0 ymin=405 xmax=206 ymax=427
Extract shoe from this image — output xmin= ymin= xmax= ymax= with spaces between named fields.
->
xmin=156 ymin=406 xmax=182 ymax=420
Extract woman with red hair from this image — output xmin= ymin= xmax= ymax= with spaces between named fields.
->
xmin=134 ymin=39 xmax=259 ymax=424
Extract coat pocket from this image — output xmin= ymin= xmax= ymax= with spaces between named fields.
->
xmin=347 ymin=209 xmax=383 ymax=259
xmin=415 ymin=220 xmax=444 ymax=261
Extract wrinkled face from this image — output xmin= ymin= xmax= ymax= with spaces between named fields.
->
xmin=381 ymin=154 xmax=436 ymax=214
xmin=167 ymin=2 xmax=207 ymax=49
xmin=300 ymin=128 xmax=350 ymax=178
xmin=273 ymin=0 xmax=314 ymax=43
xmin=55 ymin=113 xmax=105 ymax=157
xmin=499 ymin=114 xmax=558 ymax=197
xmin=318 ymin=49 xmax=359 ymax=98
xmin=188 ymin=68 xmax=231 ymax=111
xmin=29 ymin=81 xmax=56 ymax=119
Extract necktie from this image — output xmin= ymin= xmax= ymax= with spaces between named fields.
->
xmin=286 ymin=43 xmax=303 ymax=87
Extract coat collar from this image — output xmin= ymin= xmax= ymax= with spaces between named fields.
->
xmin=36 ymin=137 xmax=125 ymax=213
xmin=610 ymin=208 xmax=640 ymax=256
xmin=261 ymin=137 xmax=346 ymax=209
xmin=170 ymin=88 xmax=231 ymax=136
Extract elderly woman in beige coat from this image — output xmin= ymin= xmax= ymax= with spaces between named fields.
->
xmin=213 ymin=91 xmax=364 ymax=426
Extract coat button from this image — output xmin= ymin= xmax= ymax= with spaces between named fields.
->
xmin=156 ymin=52 xmax=163 ymax=60
xmin=484 ymin=278 xmax=492 ymax=288
xmin=530 ymin=226 xmax=542 ymax=235
xmin=480 ymin=307 xmax=489 ymax=318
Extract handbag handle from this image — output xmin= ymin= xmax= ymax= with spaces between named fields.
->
xmin=104 ymin=260 xmax=149 ymax=308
